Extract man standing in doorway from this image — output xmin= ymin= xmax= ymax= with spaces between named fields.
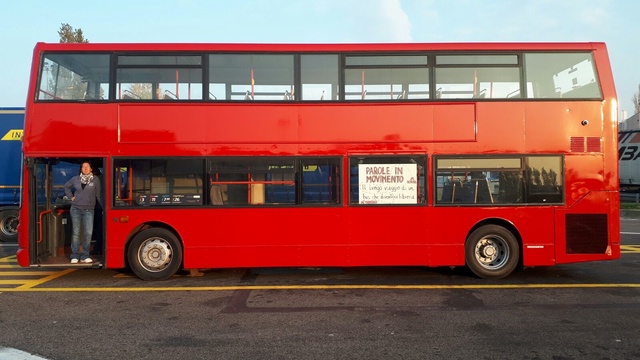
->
xmin=64 ymin=161 xmax=102 ymax=263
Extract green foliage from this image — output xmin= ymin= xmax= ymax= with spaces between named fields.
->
xmin=621 ymin=202 xmax=640 ymax=210
xmin=58 ymin=23 xmax=89 ymax=43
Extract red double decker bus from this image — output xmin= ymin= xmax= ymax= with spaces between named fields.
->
xmin=18 ymin=42 xmax=620 ymax=280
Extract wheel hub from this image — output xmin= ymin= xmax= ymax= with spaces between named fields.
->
xmin=1 ymin=216 xmax=18 ymax=236
xmin=139 ymin=238 xmax=172 ymax=271
xmin=475 ymin=237 xmax=508 ymax=269
xmin=482 ymin=244 xmax=496 ymax=258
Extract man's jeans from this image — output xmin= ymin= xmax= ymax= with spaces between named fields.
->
xmin=70 ymin=207 xmax=94 ymax=260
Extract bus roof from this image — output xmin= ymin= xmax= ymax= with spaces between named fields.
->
xmin=32 ymin=42 xmax=607 ymax=53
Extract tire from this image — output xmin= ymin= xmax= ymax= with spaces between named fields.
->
xmin=465 ymin=225 xmax=519 ymax=279
xmin=0 ymin=208 xmax=19 ymax=243
xmin=127 ymin=228 xmax=183 ymax=281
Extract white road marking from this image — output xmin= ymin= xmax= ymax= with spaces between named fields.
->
xmin=0 ymin=348 xmax=48 ymax=360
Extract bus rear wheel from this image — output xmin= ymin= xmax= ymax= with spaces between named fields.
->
xmin=465 ymin=225 xmax=519 ymax=279
xmin=0 ymin=208 xmax=19 ymax=243
xmin=128 ymin=228 xmax=182 ymax=281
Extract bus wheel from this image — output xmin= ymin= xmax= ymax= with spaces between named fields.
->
xmin=128 ymin=228 xmax=182 ymax=281
xmin=465 ymin=225 xmax=519 ymax=279
xmin=0 ymin=209 xmax=19 ymax=243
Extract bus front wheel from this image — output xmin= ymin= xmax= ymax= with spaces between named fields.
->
xmin=128 ymin=228 xmax=183 ymax=281
xmin=465 ymin=225 xmax=519 ymax=279
xmin=0 ymin=208 xmax=19 ymax=243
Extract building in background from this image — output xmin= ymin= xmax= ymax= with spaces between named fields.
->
xmin=620 ymin=111 xmax=640 ymax=131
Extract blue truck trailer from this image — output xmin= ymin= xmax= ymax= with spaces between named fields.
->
xmin=0 ymin=107 xmax=24 ymax=242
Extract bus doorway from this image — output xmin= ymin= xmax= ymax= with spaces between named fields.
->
xmin=28 ymin=157 xmax=105 ymax=267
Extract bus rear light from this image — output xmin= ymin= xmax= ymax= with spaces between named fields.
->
xmin=120 ymin=216 xmax=129 ymax=223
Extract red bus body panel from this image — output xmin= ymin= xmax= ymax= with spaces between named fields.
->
xmin=17 ymin=42 xmax=619 ymax=273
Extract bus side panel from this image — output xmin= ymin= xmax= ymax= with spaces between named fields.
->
xmin=186 ymin=206 xmax=429 ymax=268
xmin=109 ymin=206 xmax=433 ymax=269
xmin=524 ymin=102 xmax=604 ymax=154
xmin=428 ymin=207 xmax=556 ymax=267
xmin=346 ymin=206 xmax=429 ymax=266
xmin=427 ymin=208 xmax=471 ymax=267
xmin=556 ymin=153 xmax=619 ymax=263
xmin=111 ymin=207 xmax=483 ymax=270
xmin=108 ymin=207 xmax=352 ymax=269
xmin=24 ymin=104 xmax=114 ymax=154
xmin=298 ymin=103 xmax=475 ymax=143
xmin=116 ymin=103 xmax=475 ymax=146
xmin=473 ymin=102 xmax=526 ymax=154
xmin=555 ymin=191 xmax=619 ymax=264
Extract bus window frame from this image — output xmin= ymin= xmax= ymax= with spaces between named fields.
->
xmin=112 ymin=156 xmax=344 ymax=208
xmin=34 ymin=50 xmax=605 ymax=103
xmin=207 ymin=156 xmax=343 ymax=207
xmin=115 ymin=53 xmax=205 ymax=101
xmin=433 ymin=154 xmax=565 ymax=206
xmin=36 ymin=52 xmax=111 ymax=102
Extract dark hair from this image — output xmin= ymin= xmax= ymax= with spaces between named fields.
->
xmin=78 ymin=161 xmax=93 ymax=175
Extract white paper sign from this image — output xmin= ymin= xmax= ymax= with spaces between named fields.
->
xmin=358 ymin=163 xmax=418 ymax=204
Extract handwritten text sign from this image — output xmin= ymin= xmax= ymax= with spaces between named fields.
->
xmin=358 ymin=163 xmax=418 ymax=204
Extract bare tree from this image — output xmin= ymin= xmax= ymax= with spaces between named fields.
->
xmin=45 ymin=24 xmax=93 ymax=99
xmin=58 ymin=23 xmax=89 ymax=43
xmin=633 ymin=83 xmax=640 ymax=115
xmin=129 ymin=83 xmax=154 ymax=99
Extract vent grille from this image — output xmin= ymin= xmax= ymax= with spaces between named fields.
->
xmin=570 ymin=137 xmax=584 ymax=152
xmin=566 ymin=214 xmax=608 ymax=254
xmin=570 ymin=137 xmax=602 ymax=153
xmin=586 ymin=137 xmax=602 ymax=152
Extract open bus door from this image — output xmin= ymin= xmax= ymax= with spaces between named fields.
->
xmin=28 ymin=157 xmax=104 ymax=267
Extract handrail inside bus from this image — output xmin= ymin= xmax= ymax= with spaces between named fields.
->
xmin=37 ymin=210 xmax=53 ymax=244
xmin=37 ymin=208 xmax=67 ymax=244
xmin=209 ymin=180 xmax=295 ymax=186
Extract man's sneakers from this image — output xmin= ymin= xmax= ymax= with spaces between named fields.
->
xmin=70 ymin=258 xmax=92 ymax=264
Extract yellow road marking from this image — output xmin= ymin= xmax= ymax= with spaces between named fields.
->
xmin=621 ymin=245 xmax=640 ymax=253
xmin=0 ymin=283 xmax=640 ymax=292
xmin=0 ymin=280 xmax=42 ymax=285
xmin=14 ymin=269 xmax=77 ymax=290
xmin=0 ymin=256 xmax=17 ymax=263
xmin=0 ymin=271 xmax=62 ymax=276
xmin=2 ymin=249 xmax=640 ymax=292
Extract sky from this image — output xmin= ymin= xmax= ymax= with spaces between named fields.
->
xmin=1 ymin=0 xmax=638 ymax=118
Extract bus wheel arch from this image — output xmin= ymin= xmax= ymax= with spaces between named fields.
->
xmin=126 ymin=222 xmax=183 ymax=281
xmin=0 ymin=207 xmax=19 ymax=243
xmin=465 ymin=219 xmax=522 ymax=279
